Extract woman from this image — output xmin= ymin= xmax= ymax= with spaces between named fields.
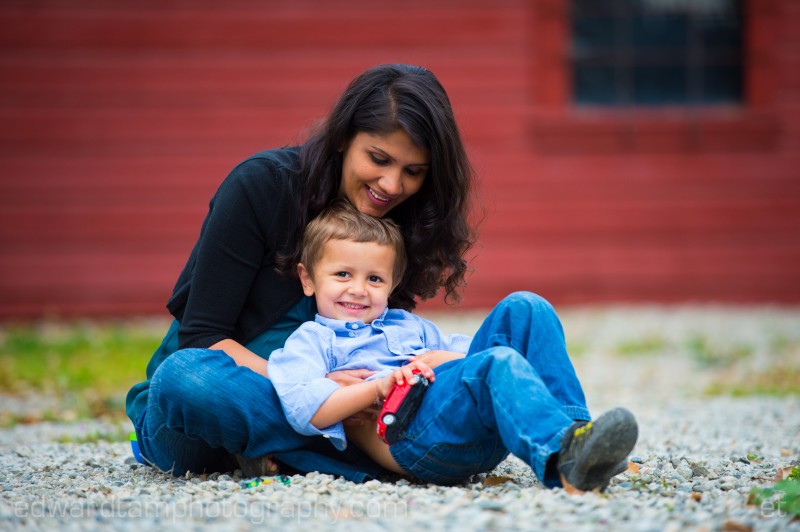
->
xmin=126 ymin=64 xmax=479 ymax=481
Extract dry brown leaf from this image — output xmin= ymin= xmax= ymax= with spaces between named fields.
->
xmin=746 ymin=492 xmax=759 ymax=507
xmin=691 ymin=492 xmax=702 ymax=502
xmin=626 ymin=461 xmax=640 ymax=474
xmin=776 ymin=466 xmax=795 ymax=482
xmin=722 ymin=520 xmax=752 ymax=532
xmin=483 ymin=476 xmax=514 ymax=487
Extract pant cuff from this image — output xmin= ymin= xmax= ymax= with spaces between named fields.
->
xmin=563 ymin=405 xmax=591 ymax=421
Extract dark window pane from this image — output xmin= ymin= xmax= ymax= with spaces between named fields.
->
xmin=632 ymin=14 xmax=689 ymax=49
xmin=573 ymin=15 xmax=617 ymax=56
xmin=633 ymin=65 xmax=688 ymax=105
xmin=569 ymin=0 xmax=742 ymax=107
xmin=574 ymin=64 xmax=618 ymax=105
xmin=573 ymin=0 xmax=620 ymax=16
xmin=702 ymin=65 xmax=743 ymax=103
xmin=701 ymin=5 xmax=743 ymax=48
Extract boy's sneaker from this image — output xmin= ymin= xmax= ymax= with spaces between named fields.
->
xmin=557 ymin=407 xmax=638 ymax=493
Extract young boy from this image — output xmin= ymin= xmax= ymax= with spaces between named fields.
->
xmin=268 ymin=200 xmax=638 ymax=491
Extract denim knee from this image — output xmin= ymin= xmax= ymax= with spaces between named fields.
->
xmin=497 ymin=291 xmax=556 ymax=318
xmin=464 ymin=346 xmax=529 ymax=376
xmin=149 ymin=348 xmax=213 ymax=409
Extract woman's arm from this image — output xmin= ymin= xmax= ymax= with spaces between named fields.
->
xmin=412 ymin=350 xmax=465 ymax=369
xmin=210 ymin=339 xmax=268 ymax=377
xmin=211 ymin=338 xmax=382 ymax=383
xmin=175 ymin=156 xmax=296 ymax=350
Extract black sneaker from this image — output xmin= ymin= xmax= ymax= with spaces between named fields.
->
xmin=557 ymin=407 xmax=638 ymax=493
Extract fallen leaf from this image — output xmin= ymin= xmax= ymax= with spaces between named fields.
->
xmin=691 ymin=492 xmax=702 ymax=502
xmin=483 ymin=476 xmax=514 ymax=487
xmin=626 ymin=461 xmax=640 ymax=474
xmin=776 ymin=466 xmax=795 ymax=481
xmin=722 ymin=520 xmax=752 ymax=532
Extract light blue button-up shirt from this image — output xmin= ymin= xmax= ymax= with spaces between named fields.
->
xmin=268 ymin=307 xmax=472 ymax=450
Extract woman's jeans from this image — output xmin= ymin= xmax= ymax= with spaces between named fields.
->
xmin=127 ymin=299 xmax=382 ymax=482
xmin=389 ymin=292 xmax=590 ymax=486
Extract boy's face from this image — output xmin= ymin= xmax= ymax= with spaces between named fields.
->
xmin=298 ymin=239 xmax=395 ymax=324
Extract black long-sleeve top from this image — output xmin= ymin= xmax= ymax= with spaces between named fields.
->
xmin=167 ymin=147 xmax=305 ymax=349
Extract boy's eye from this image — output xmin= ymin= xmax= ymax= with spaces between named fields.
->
xmin=335 ymin=272 xmax=350 ymax=278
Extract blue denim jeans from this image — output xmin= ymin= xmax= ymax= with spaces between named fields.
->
xmin=389 ymin=292 xmax=590 ymax=486
xmin=127 ymin=298 xmax=382 ymax=482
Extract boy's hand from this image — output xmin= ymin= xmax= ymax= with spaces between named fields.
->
xmin=395 ymin=359 xmax=434 ymax=385
xmin=376 ymin=360 xmax=435 ymax=400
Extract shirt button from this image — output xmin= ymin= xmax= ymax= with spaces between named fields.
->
xmin=349 ymin=323 xmax=358 ymax=329
xmin=349 ymin=332 xmax=356 ymax=338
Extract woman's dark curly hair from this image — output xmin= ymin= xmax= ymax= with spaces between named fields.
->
xmin=279 ymin=63 xmax=477 ymax=310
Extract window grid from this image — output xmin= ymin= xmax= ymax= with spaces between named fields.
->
xmin=571 ymin=0 xmax=743 ymax=106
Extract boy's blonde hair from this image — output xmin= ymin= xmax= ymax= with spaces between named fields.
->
xmin=300 ymin=199 xmax=407 ymax=290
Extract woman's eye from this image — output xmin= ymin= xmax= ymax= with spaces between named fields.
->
xmin=405 ymin=167 xmax=424 ymax=177
xmin=370 ymin=153 xmax=389 ymax=165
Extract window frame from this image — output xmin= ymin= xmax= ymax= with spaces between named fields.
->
xmin=530 ymin=0 xmax=779 ymax=152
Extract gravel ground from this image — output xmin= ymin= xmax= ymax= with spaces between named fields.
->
xmin=2 ymin=306 xmax=799 ymax=531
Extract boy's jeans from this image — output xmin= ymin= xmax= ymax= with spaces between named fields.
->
xmin=389 ymin=292 xmax=590 ymax=486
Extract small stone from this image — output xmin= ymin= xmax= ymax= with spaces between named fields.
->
xmin=689 ymin=462 xmax=709 ymax=477
xmin=478 ymin=500 xmax=506 ymax=512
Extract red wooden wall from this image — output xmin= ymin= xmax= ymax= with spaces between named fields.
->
xmin=1 ymin=0 xmax=799 ymax=318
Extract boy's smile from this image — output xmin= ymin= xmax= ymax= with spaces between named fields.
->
xmin=298 ymin=238 xmax=396 ymax=324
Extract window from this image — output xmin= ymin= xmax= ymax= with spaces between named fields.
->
xmin=572 ymin=0 xmax=744 ymax=106
xmin=531 ymin=0 xmax=779 ymax=152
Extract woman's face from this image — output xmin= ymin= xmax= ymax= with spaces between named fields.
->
xmin=339 ymin=129 xmax=429 ymax=218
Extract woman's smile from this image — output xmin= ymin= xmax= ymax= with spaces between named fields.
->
xmin=340 ymin=129 xmax=429 ymax=218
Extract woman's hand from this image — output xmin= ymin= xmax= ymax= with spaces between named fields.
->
xmin=410 ymin=350 xmax=465 ymax=369
xmin=326 ymin=368 xmax=377 ymax=387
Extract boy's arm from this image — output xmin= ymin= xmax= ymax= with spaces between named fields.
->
xmin=310 ymin=380 xmax=380 ymax=429
xmin=311 ymin=359 xmax=435 ymax=428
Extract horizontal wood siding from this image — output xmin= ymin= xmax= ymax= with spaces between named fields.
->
xmin=0 ymin=0 xmax=798 ymax=317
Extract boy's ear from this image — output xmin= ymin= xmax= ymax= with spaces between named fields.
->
xmin=297 ymin=263 xmax=315 ymax=296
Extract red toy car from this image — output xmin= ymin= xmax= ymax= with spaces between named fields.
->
xmin=377 ymin=369 xmax=430 ymax=445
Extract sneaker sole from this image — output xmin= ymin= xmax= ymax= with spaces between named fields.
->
xmin=561 ymin=408 xmax=638 ymax=493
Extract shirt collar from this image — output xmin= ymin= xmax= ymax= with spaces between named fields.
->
xmin=314 ymin=307 xmax=389 ymax=330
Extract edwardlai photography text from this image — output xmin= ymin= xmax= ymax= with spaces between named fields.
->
xmin=13 ymin=497 xmax=409 ymax=523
